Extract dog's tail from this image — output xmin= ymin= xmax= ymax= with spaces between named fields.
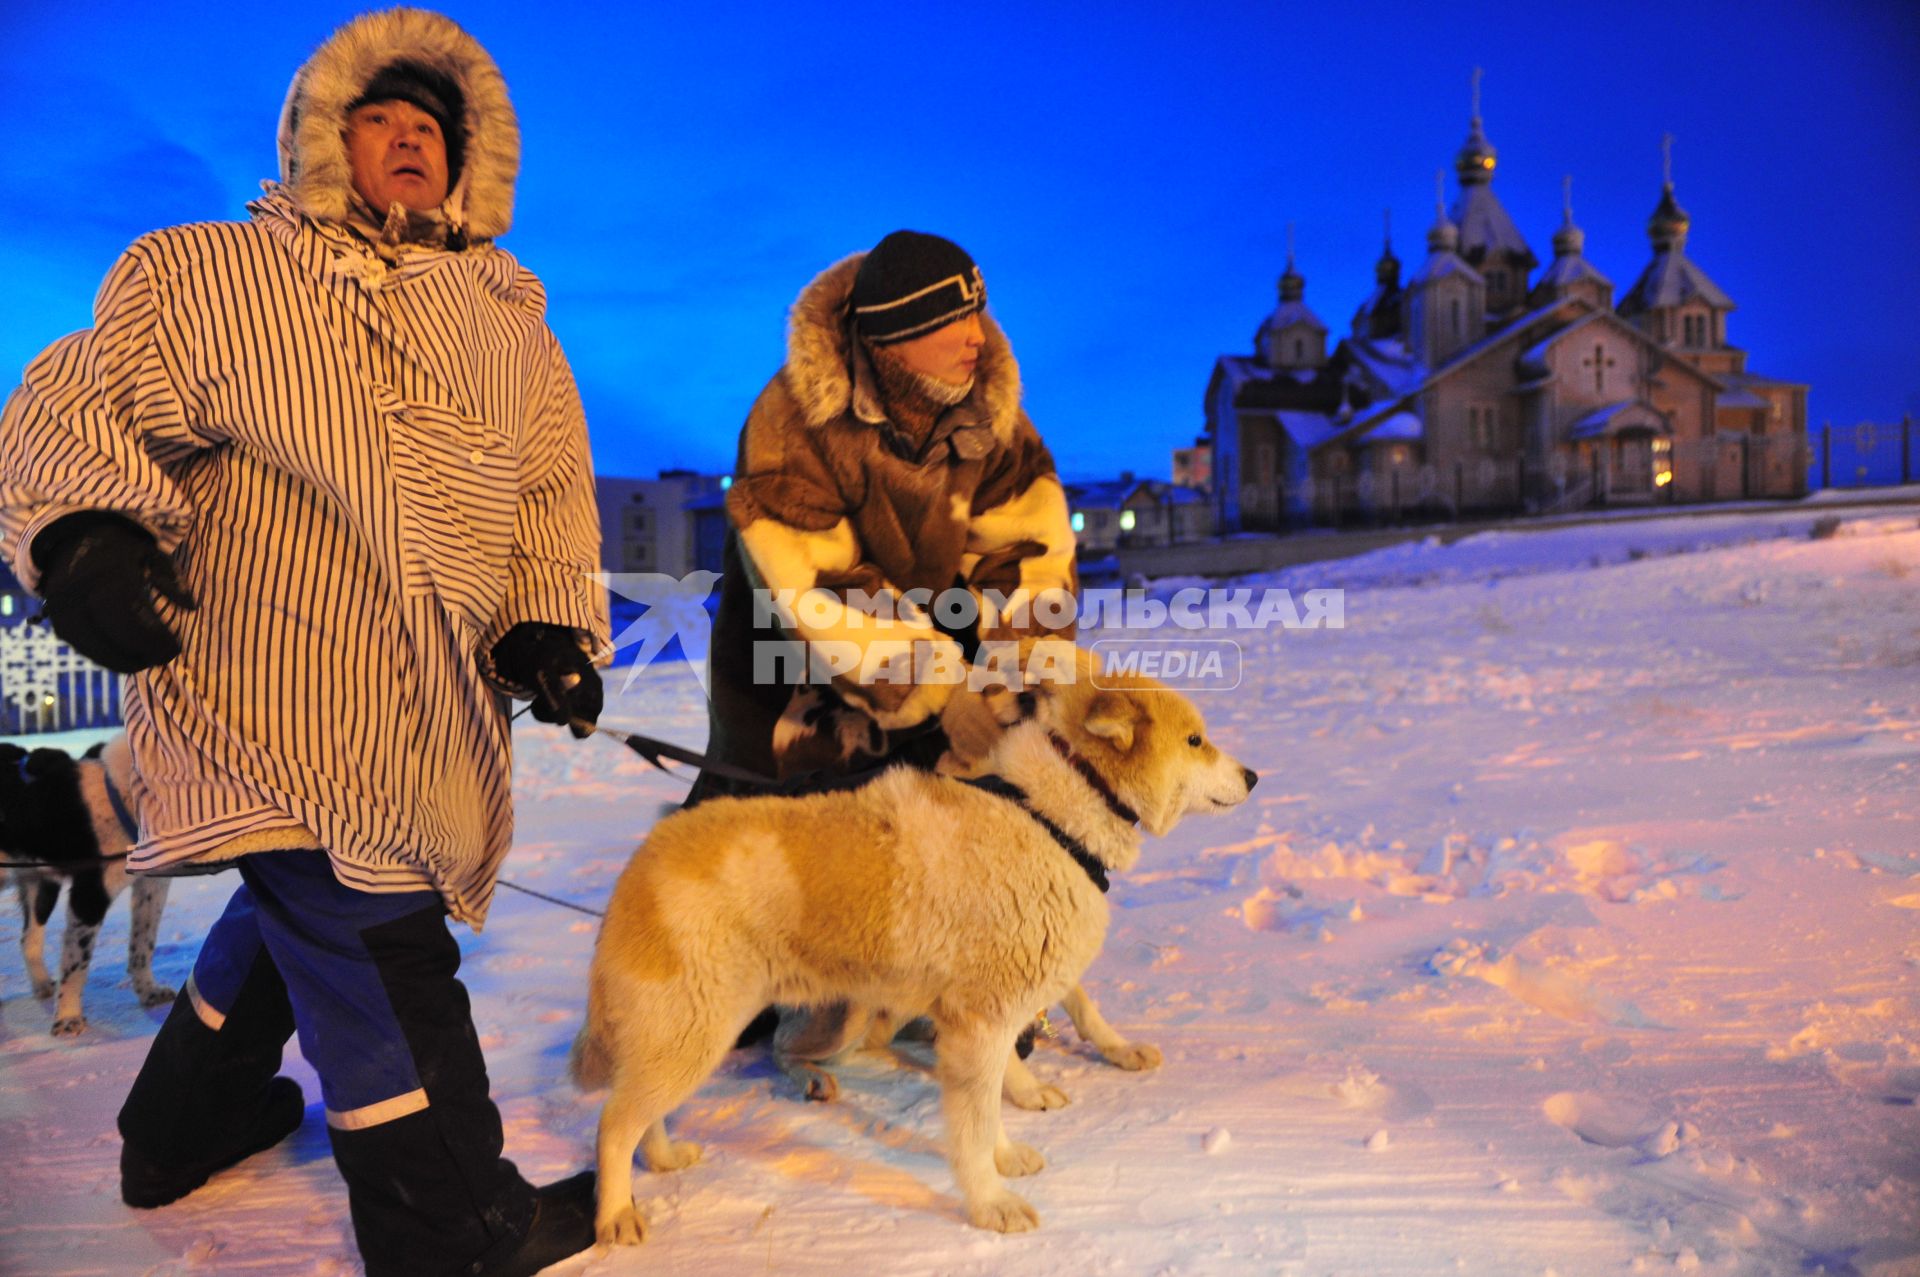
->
xmin=568 ymin=1020 xmax=612 ymax=1090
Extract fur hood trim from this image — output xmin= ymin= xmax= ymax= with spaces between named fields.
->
xmin=278 ymin=8 xmax=519 ymax=241
xmin=785 ymin=253 xmax=1022 ymax=444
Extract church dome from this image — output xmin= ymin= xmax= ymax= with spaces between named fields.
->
xmin=1648 ymin=182 xmax=1690 ymax=252
xmin=1455 ymin=115 xmax=1496 ymax=187
xmin=1553 ymin=176 xmax=1585 ymax=258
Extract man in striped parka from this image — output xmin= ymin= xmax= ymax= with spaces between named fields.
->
xmin=0 ymin=10 xmax=608 ymax=1274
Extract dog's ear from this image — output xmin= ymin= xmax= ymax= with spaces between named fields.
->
xmin=1083 ymin=690 xmax=1140 ymax=753
xmin=24 ymin=748 xmax=73 ymax=779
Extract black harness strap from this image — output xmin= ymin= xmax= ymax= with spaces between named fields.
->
xmin=102 ymin=768 xmax=139 ymax=844
xmin=1045 ymin=733 xmax=1141 ymax=827
xmin=959 ymin=774 xmax=1110 ymax=894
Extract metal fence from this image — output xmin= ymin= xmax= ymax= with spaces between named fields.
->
xmin=1241 ymin=431 xmax=1808 ymax=529
xmin=0 ymin=622 xmax=126 ymax=734
xmin=1810 ymin=417 xmax=1916 ymax=489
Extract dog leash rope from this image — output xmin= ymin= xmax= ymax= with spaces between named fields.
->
xmin=0 ymin=850 xmax=132 ymax=868
xmin=495 ymin=877 xmax=606 ymax=918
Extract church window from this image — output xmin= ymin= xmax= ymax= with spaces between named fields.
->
xmin=1490 ymin=269 xmax=1507 ymax=295
xmin=1293 ymin=338 xmax=1303 ymax=362
xmin=1450 ymin=298 xmax=1461 ymax=339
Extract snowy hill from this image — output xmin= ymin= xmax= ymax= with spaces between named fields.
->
xmin=3 ymin=504 xmax=1918 ymax=1275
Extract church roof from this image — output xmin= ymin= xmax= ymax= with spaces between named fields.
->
xmin=1535 ymin=252 xmax=1612 ymax=292
xmin=1451 ymin=184 xmax=1538 ymax=270
xmin=1408 ymin=249 xmax=1482 ymax=288
xmin=1276 ymin=410 xmax=1341 ymax=449
xmin=1618 ymin=248 xmax=1735 ymax=315
xmin=1345 ymin=337 xmax=1425 ymax=397
xmin=1569 ymin=401 xmax=1642 ymax=438
xmin=1263 ymin=299 xmax=1328 ymax=335
xmin=1358 ymin=410 xmax=1422 ymax=443
xmin=1719 ymin=369 xmax=1808 ymax=392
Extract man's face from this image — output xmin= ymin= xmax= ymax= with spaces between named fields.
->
xmin=888 ymin=311 xmax=985 ymax=386
xmin=344 ymin=99 xmax=450 ymax=214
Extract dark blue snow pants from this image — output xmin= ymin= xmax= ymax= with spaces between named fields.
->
xmin=119 ymin=850 xmax=536 ymax=1276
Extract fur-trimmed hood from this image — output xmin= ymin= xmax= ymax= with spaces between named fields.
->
xmin=277 ymin=8 xmax=519 ymax=241
xmin=784 ymin=252 xmax=1023 ymax=445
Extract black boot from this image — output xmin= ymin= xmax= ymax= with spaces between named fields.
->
xmin=328 ymin=906 xmax=565 ymax=1276
xmin=118 ymin=948 xmax=303 ymax=1208
xmin=478 ymin=1172 xmax=597 ymax=1277
xmin=121 ymin=1076 xmax=306 ymax=1208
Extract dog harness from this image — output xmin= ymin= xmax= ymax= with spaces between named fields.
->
xmin=1045 ymin=733 xmax=1141 ymax=827
xmin=958 ymin=774 xmax=1110 ymax=893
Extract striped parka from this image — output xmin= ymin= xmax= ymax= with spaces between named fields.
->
xmin=0 ymin=186 xmax=608 ymax=927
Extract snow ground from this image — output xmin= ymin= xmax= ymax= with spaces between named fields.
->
xmin=3 ymin=503 xmax=1918 ymax=1276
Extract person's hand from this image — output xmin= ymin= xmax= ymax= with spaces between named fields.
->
xmin=938 ymin=681 xmax=1026 ymax=772
xmin=33 ymin=512 xmax=197 ymax=674
xmin=490 ymin=622 xmax=602 ymax=738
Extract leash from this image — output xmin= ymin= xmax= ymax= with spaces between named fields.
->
xmin=582 ymin=722 xmax=784 ymax=788
xmin=496 ymin=877 xmax=605 ymax=918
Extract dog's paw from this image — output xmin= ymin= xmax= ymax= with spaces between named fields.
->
xmin=967 ymin=1190 xmax=1041 ymax=1233
xmin=1105 ymin=1042 xmax=1163 ymax=1072
xmin=1005 ymin=1081 xmax=1071 ymax=1111
xmin=51 ymin=1015 xmax=88 ymax=1038
xmin=995 ymin=1141 xmax=1046 ymax=1177
xmin=645 ymin=1139 xmax=702 ymax=1173
xmin=796 ymin=1067 xmax=840 ymax=1104
xmin=139 ymin=984 xmax=177 ymax=1009
xmin=595 ymin=1203 xmax=648 ymax=1246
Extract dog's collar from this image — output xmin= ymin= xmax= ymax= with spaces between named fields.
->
xmin=959 ymin=774 xmax=1110 ymax=894
xmin=1046 ymin=732 xmax=1140 ymax=827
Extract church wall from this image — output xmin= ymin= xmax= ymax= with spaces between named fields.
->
xmin=1647 ymin=372 xmax=1716 ymax=500
xmin=1208 ymin=374 xmax=1242 ymax=531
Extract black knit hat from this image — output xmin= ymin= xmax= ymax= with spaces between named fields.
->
xmin=850 ymin=230 xmax=986 ymax=345
xmin=349 ymin=60 xmax=467 ymax=188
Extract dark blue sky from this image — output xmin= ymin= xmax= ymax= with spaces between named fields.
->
xmin=3 ymin=1 xmax=1916 ymax=482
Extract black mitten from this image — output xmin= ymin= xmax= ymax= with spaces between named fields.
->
xmin=33 ymin=512 xmax=197 ymax=674
xmin=490 ymin=622 xmax=601 ymax=738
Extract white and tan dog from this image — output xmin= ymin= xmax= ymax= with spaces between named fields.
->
xmin=572 ymin=658 xmax=1256 ymax=1241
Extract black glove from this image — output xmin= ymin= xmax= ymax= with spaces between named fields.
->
xmin=491 ymin=621 xmax=601 ymax=738
xmin=32 ymin=512 xmax=197 ymax=674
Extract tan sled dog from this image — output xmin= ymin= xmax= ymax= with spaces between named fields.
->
xmin=572 ymin=658 xmax=1256 ymax=1241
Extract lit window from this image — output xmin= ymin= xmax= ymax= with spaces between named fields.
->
xmin=0 ymin=594 xmax=12 ymax=617
xmin=1071 ymin=511 xmax=1085 ymax=533
xmin=1120 ymin=510 xmax=1137 ymax=532
xmin=720 ymin=475 xmax=733 ymax=490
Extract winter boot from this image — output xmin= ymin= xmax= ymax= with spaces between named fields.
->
xmin=324 ymin=904 xmax=550 ymax=1276
xmin=118 ymin=941 xmax=303 ymax=1208
xmin=477 ymin=1172 xmax=597 ymax=1277
xmin=121 ymin=1076 xmax=306 ymax=1208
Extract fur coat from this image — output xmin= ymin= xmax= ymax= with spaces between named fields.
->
xmin=696 ymin=254 xmax=1077 ymax=794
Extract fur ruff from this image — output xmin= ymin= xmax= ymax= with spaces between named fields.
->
xmin=277 ymin=8 xmax=519 ymax=241
xmin=784 ymin=253 xmax=1023 ymax=444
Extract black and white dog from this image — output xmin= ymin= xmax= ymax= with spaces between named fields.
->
xmin=1 ymin=736 xmax=173 ymax=1035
